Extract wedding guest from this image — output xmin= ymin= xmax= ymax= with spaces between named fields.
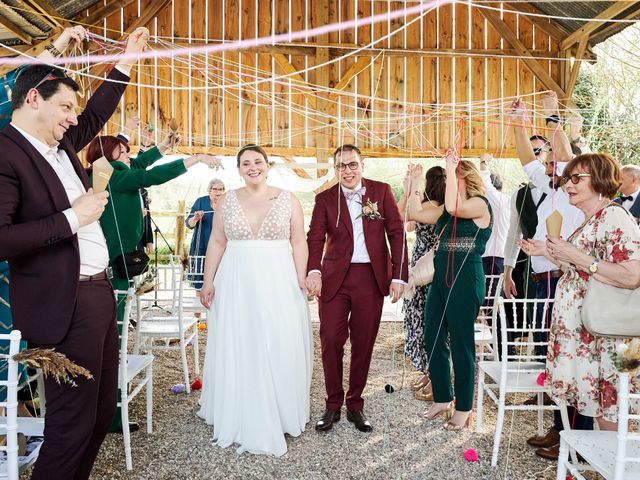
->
xmin=0 ymin=27 xmax=149 ymax=480
xmin=400 ymin=165 xmax=445 ymax=401
xmin=86 ymin=132 xmax=220 ymax=433
xmin=617 ymin=164 xmax=640 ymax=220
xmin=420 ymin=156 xmax=492 ymax=430
xmin=186 ymin=179 xmax=225 ymax=289
xmin=521 ymin=152 xmax=640 ymax=433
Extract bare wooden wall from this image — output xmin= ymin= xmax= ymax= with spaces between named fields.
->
xmin=80 ymin=0 xmax=566 ymax=158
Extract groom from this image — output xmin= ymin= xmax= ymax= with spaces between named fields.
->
xmin=306 ymin=144 xmax=408 ymax=432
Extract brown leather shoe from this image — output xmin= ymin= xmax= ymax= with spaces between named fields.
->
xmin=535 ymin=443 xmax=560 ymax=460
xmin=315 ymin=409 xmax=340 ymax=432
xmin=523 ymin=393 xmax=554 ymax=406
xmin=527 ymin=427 xmax=560 ymax=448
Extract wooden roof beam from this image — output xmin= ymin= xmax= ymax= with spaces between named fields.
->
xmin=504 ymin=2 xmax=570 ymax=41
xmin=566 ymin=37 xmax=589 ymax=98
xmin=560 ymin=1 xmax=640 ymax=50
xmin=328 ymin=57 xmax=372 ymax=101
xmin=0 ymin=26 xmax=61 ymax=76
xmin=479 ymin=7 xmax=566 ymax=100
xmin=76 ymin=0 xmax=138 ymax=28
xmin=589 ymin=3 xmax=640 ymax=45
xmin=22 ymin=0 xmax=64 ymax=28
xmin=272 ymin=53 xmax=317 ymax=109
xmin=0 ymin=12 xmax=33 ymax=44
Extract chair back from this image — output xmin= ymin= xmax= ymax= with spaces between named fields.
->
xmin=0 ymin=330 xmax=22 ymax=480
xmin=114 ymin=289 xmax=135 ymax=390
xmin=615 ymin=372 xmax=640 ymax=480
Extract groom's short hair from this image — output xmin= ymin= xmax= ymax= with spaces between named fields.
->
xmin=333 ymin=144 xmax=362 ymax=164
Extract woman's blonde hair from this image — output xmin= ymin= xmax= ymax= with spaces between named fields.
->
xmin=456 ymin=160 xmax=486 ymax=198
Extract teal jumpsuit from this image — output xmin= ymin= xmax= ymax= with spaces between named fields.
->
xmin=424 ymin=196 xmax=492 ymax=412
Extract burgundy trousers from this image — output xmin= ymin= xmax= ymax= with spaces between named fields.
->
xmin=31 ymin=279 xmax=118 ymax=480
xmin=319 ymin=264 xmax=384 ymax=411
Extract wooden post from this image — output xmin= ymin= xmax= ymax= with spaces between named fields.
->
xmin=315 ymin=0 xmax=331 ymax=176
xmin=175 ymin=201 xmax=186 ymax=257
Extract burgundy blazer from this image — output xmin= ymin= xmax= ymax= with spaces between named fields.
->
xmin=307 ymin=177 xmax=408 ymax=302
xmin=0 ymin=68 xmax=129 ymax=344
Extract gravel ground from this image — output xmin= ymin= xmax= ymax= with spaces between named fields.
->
xmin=78 ymin=321 xmax=570 ymax=480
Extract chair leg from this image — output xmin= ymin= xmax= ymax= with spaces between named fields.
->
xmin=180 ymin=338 xmax=191 ymax=394
xmin=146 ymin=364 xmax=153 ymax=434
xmin=556 ymin=437 xmax=569 ymax=480
xmin=122 ymin=397 xmax=133 ymax=471
xmin=537 ymin=392 xmax=544 ymax=436
xmin=491 ymin=393 xmax=506 ymax=467
xmin=193 ymin=327 xmax=200 ymax=375
xmin=476 ymin=370 xmax=485 ymax=433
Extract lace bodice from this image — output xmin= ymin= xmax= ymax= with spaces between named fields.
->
xmin=222 ymin=189 xmax=292 ymax=241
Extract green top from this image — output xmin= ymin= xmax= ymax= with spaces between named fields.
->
xmin=92 ymin=147 xmax=188 ymax=274
xmin=434 ymin=196 xmax=492 ymax=258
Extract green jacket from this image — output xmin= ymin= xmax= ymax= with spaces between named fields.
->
xmin=92 ymin=147 xmax=187 ymax=284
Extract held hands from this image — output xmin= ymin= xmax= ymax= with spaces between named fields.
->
xmin=305 ymin=272 xmax=322 ymax=297
xmin=72 ymin=188 xmax=109 ymax=227
xmin=389 ymin=282 xmax=405 ymax=303
xmin=199 ymin=284 xmax=215 ymax=309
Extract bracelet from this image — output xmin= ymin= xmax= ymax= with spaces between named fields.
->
xmin=45 ymin=44 xmax=62 ymax=57
xmin=545 ymin=114 xmax=560 ymax=125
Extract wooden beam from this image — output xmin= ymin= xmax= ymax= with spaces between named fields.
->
xmin=589 ymin=3 xmax=640 ymax=45
xmin=314 ymin=0 xmax=331 ymax=174
xmin=560 ymin=1 xmax=639 ymax=50
xmin=328 ymin=57 xmax=372 ymax=101
xmin=23 ymin=0 xmax=64 ymax=28
xmin=272 ymin=53 xmax=317 ymax=109
xmin=281 ymin=156 xmax=312 ymax=179
xmin=565 ymin=37 xmax=589 ymax=99
xmin=479 ymin=7 xmax=566 ymax=99
xmin=0 ymin=12 xmax=33 ymax=44
xmin=0 ymin=27 xmax=61 ymax=76
xmin=75 ymin=0 xmax=138 ymax=28
xmin=505 ymin=2 xmax=570 ymax=41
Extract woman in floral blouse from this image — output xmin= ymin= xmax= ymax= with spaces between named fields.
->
xmin=521 ymin=153 xmax=640 ymax=430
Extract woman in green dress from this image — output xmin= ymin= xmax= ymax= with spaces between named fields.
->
xmin=407 ymin=154 xmax=492 ymax=430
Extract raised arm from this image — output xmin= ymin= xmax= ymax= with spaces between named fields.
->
xmin=509 ymin=99 xmax=536 ymax=167
xmin=444 ymin=153 xmax=487 ymax=220
xmin=403 ymin=164 xmax=444 ymax=225
xmin=540 ymin=92 xmax=572 ymax=162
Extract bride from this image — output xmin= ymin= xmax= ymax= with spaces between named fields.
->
xmin=197 ymin=144 xmax=313 ymax=456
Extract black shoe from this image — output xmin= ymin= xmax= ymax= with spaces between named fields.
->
xmin=315 ymin=409 xmax=340 ymax=432
xmin=347 ymin=410 xmax=373 ymax=432
xmin=109 ymin=422 xmax=140 ymax=434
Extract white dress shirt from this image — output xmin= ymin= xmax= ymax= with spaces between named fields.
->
xmin=523 ymin=161 xmax=584 ymax=273
xmin=622 ymin=188 xmax=640 ymax=211
xmin=12 ymin=124 xmax=110 ymax=275
xmin=342 ymin=182 xmax=372 ymax=264
xmin=479 ymin=170 xmax=511 ymax=259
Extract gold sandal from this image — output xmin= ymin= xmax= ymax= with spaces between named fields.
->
xmin=423 ymin=402 xmax=454 ymax=421
xmin=414 ymin=384 xmax=434 ymax=402
xmin=410 ymin=375 xmax=430 ymax=392
xmin=444 ymin=411 xmax=473 ymax=431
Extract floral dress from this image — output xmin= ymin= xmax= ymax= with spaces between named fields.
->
xmin=546 ymin=204 xmax=640 ymax=422
xmin=402 ymin=222 xmax=438 ymax=373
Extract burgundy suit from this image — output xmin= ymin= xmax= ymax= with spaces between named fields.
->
xmin=0 ymin=68 xmax=129 ymax=480
xmin=307 ymin=178 xmax=408 ymax=411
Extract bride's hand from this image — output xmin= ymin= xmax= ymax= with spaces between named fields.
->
xmin=298 ymin=275 xmax=309 ymax=294
xmin=199 ymin=284 xmax=215 ymax=309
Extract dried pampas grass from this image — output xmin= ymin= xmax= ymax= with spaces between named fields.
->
xmin=616 ymin=338 xmax=640 ymax=372
xmin=13 ymin=348 xmax=93 ymax=386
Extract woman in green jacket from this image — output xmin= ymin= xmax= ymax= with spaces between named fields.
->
xmin=86 ymin=132 xmax=220 ymax=431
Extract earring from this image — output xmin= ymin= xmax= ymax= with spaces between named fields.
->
xmin=599 ymin=193 xmax=602 ymax=201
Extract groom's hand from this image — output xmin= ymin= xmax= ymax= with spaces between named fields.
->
xmin=389 ymin=282 xmax=405 ymax=303
xmin=306 ymin=272 xmax=322 ymax=297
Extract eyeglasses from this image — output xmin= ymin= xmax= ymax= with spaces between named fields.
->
xmin=533 ymin=147 xmax=551 ymax=156
xmin=562 ymin=173 xmax=591 ymax=184
xmin=209 ymin=187 xmax=225 ymax=192
xmin=33 ymin=68 xmax=70 ymax=91
xmin=335 ymin=161 xmax=361 ymax=172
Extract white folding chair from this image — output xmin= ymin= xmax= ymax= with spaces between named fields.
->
xmin=133 ymin=260 xmax=200 ymax=393
xmin=114 ymin=289 xmax=154 ymax=471
xmin=476 ymin=297 xmax=569 ymax=467
xmin=475 ymin=274 xmax=504 ymax=361
xmin=556 ymin=372 xmax=640 ymax=480
xmin=181 ymin=255 xmax=207 ymax=315
xmin=0 ymin=331 xmax=44 ymax=479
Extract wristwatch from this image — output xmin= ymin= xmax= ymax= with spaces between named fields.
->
xmin=588 ymin=259 xmax=599 ymax=274
xmin=45 ymin=44 xmax=62 ymax=57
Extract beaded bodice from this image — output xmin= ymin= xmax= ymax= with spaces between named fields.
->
xmin=222 ymin=189 xmax=291 ymax=241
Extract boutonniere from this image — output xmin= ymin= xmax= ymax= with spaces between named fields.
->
xmin=358 ymin=198 xmax=384 ymax=221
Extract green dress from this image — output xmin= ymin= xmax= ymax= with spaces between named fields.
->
xmin=424 ymin=196 xmax=492 ymax=411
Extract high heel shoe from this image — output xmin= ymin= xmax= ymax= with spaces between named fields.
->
xmin=414 ymin=383 xmax=433 ymax=402
xmin=444 ymin=411 xmax=473 ymax=431
xmin=422 ymin=402 xmax=454 ymax=421
xmin=410 ymin=375 xmax=430 ymax=392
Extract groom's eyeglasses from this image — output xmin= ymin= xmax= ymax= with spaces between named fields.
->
xmin=335 ymin=161 xmax=361 ymax=172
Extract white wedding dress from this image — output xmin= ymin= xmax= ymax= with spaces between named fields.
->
xmin=197 ymin=189 xmax=313 ymax=456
